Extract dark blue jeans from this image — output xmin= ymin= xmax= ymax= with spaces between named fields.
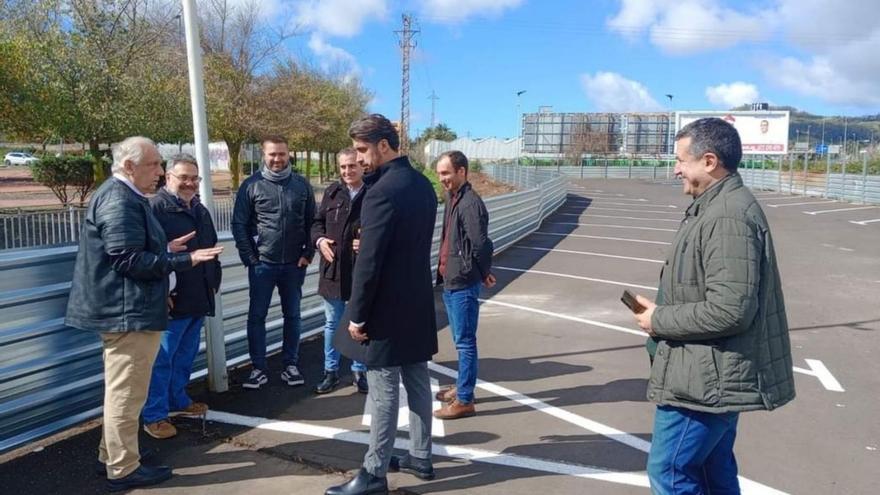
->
xmin=647 ymin=405 xmax=741 ymax=495
xmin=247 ymin=262 xmax=306 ymax=371
xmin=442 ymin=282 xmax=482 ymax=404
xmin=142 ymin=316 xmax=204 ymax=423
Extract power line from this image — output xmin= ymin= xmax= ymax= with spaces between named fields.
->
xmin=428 ymin=90 xmax=439 ymax=127
xmin=395 ymin=14 xmax=418 ymax=152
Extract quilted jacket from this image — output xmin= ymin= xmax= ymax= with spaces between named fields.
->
xmin=647 ymin=173 xmax=796 ymax=413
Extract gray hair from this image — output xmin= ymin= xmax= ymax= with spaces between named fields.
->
xmin=168 ymin=152 xmax=199 ymax=171
xmin=337 ymin=147 xmax=357 ymax=161
xmin=674 ymin=118 xmax=742 ymax=172
xmin=111 ymin=136 xmax=157 ymax=174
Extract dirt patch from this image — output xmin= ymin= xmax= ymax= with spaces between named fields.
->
xmin=0 ymin=168 xmax=515 ymax=210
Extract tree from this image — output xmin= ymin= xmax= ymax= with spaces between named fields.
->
xmin=418 ymin=123 xmax=457 ymax=142
xmin=30 ymin=155 xmax=99 ymax=206
xmin=565 ymin=116 xmax=613 ymax=165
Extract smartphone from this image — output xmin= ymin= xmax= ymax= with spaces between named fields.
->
xmin=621 ymin=290 xmax=646 ymax=314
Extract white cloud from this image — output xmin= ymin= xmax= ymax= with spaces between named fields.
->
xmin=580 ymin=72 xmax=663 ymax=112
xmin=419 ymin=0 xmax=524 ymax=23
xmin=607 ymin=0 xmax=880 ymax=109
xmin=607 ymin=0 xmax=770 ymax=55
xmin=292 ymin=0 xmax=388 ymax=38
xmin=705 ymin=82 xmax=760 ymax=109
xmin=308 ymin=34 xmax=360 ymax=81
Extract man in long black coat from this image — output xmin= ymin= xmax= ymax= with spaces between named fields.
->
xmin=326 ymin=114 xmax=439 ymax=495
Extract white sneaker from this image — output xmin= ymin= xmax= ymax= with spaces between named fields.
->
xmin=242 ymin=368 xmax=268 ymax=389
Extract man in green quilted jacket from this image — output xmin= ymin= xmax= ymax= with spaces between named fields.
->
xmin=631 ymin=117 xmax=795 ymax=494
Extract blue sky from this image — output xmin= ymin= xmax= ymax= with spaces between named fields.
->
xmin=250 ymin=0 xmax=880 ymax=139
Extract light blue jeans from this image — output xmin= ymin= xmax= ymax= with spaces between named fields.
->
xmin=322 ymin=298 xmax=366 ymax=373
xmin=442 ymin=282 xmax=482 ymax=404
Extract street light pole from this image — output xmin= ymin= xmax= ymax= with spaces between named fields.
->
xmin=516 ymin=90 xmax=526 ymax=165
xmin=182 ymin=0 xmax=227 ymax=393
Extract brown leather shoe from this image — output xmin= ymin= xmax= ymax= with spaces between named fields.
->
xmin=433 ymin=399 xmax=476 ymax=420
xmin=435 ymin=386 xmax=456 ymax=402
xmin=171 ymin=402 xmax=208 ymax=417
xmin=143 ymin=420 xmax=177 ymax=439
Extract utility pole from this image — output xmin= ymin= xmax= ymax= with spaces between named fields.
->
xmin=395 ymin=14 xmax=418 ymax=154
xmin=428 ymin=90 xmax=439 ymax=128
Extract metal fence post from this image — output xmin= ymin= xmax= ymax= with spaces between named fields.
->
xmin=803 ymin=153 xmax=808 ymax=196
xmin=862 ymin=152 xmax=868 ymax=204
xmin=777 ymin=156 xmax=782 ymax=193
xmin=825 ymin=151 xmax=831 ymax=198
xmin=841 ymin=158 xmax=848 ymax=202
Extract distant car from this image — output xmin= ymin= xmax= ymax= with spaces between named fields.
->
xmin=4 ymin=152 xmax=39 ymax=166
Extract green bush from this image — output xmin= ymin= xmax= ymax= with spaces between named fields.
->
xmin=421 ymin=166 xmax=444 ymax=202
xmin=471 ymin=159 xmax=483 ymax=173
xmin=30 ymin=155 xmax=98 ymax=205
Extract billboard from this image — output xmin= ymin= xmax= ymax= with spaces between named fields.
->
xmin=676 ymin=111 xmax=790 ymax=155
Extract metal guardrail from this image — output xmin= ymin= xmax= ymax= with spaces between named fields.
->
xmin=531 ymin=163 xmax=880 ymax=205
xmin=0 ymin=164 xmax=566 ymax=453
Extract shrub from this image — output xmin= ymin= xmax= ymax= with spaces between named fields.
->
xmin=30 ymin=155 xmax=98 ymax=206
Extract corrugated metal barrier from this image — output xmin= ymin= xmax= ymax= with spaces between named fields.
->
xmin=0 ymin=164 xmax=566 ymax=453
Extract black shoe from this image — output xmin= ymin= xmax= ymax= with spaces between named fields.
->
xmin=315 ymin=371 xmax=340 ymax=394
xmin=325 ymin=468 xmax=388 ymax=495
xmin=94 ymin=449 xmax=155 ymax=476
xmin=242 ymin=368 xmax=268 ymax=390
xmin=353 ymin=371 xmax=369 ymax=394
xmin=388 ymin=454 xmax=435 ymax=480
xmin=106 ymin=463 xmax=172 ymax=492
xmin=281 ymin=365 xmax=305 ymax=386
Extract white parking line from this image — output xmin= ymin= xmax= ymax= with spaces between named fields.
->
xmin=804 ymin=206 xmax=877 ymax=215
xmin=557 ymin=212 xmax=681 ymax=223
xmin=791 ymin=359 xmax=845 ymax=392
xmin=849 ymin=218 xmax=880 ymax=225
xmin=532 ymin=231 xmax=672 ymax=245
xmin=569 ymin=195 xmax=650 ymax=202
xmin=562 ymin=206 xmax=682 ymax=214
xmin=767 ymin=200 xmax=837 ymax=208
xmin=547 ymin=221 xmax=677 ymax=232
xmin=512 ymin=245 xmax=665 ymax=264
xmin=206 ymin=410 xmax=651 ymax=488
xmin=494 ymin=266 xmax=658 ymax=291
xmin=567 ymin=200 xmax=678 ymax=208
xmin=756 ymin=196 xmax=809 ymax=201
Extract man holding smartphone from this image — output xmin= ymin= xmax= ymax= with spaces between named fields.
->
xmin=629 ymin=118 xmax=795 ymax=494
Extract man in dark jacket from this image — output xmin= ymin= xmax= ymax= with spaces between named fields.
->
xmin=65 ymin=137 xmax=222 ymax=492
xmin=232 ymin=135 xmax=316 ymax=390
xmin=311 ymin=147 xmax=368 ymax=394
xmin=326 ymin=114 xmax=438 ymax=495
xmin=432 ymin=151 xmax=495 ymax=420
xmin=142 ymin=154 xmax=222 ymax=439
xmin=631 ymin=118 xmax=795 ymax=494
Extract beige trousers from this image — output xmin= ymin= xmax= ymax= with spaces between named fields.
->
xmin=97 ymin=331 xmax=162 ymax=479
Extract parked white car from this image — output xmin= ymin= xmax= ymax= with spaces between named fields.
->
xmin=4 ymin=152 xmax=40 ymax=166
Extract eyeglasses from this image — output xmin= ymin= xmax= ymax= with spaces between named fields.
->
xmin=168 ymin=172 xmax=202 ymax=184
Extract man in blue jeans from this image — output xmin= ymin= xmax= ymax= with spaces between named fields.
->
xmin=433 ymin=151 xmax=495 ymax=420
xmin=311 ymin=147 xmax=368 ymax=394
xmin=232 ymin=135 xmax=316 ymax=389
xmin=631 ymin=118 xmax=795 ymax=494
xmin=143 ymin=154 xmax=222 ymax=439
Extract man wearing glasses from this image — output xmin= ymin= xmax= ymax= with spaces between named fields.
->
xmin=142 ymin=153 xmax=222 ymax=439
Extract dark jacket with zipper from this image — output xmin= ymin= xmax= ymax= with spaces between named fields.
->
xmin=436 ymin=181 xmax=493 ymax=290
xmin=648 ymin=173 xmax=796 ymax=413
xmin=231 ymin=169 xmax=316 ymax=267
xmin=150 ymin=187 xmax=222 ymax=318
xmin=310 ymin=180 xmax=365 ymax=301
xmin=65 ymin=178 xmax=193 ymax=332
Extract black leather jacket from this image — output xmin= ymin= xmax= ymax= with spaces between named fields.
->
xmin=65 ymin=178 xmax=193 ymax=332
xmin=150 ymin=188 xmax=222 ymax=318
xmin=436 ymin=182 xmax=494 ymax=290
xmin=231 ymin=171 xmax=316 ymax=266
